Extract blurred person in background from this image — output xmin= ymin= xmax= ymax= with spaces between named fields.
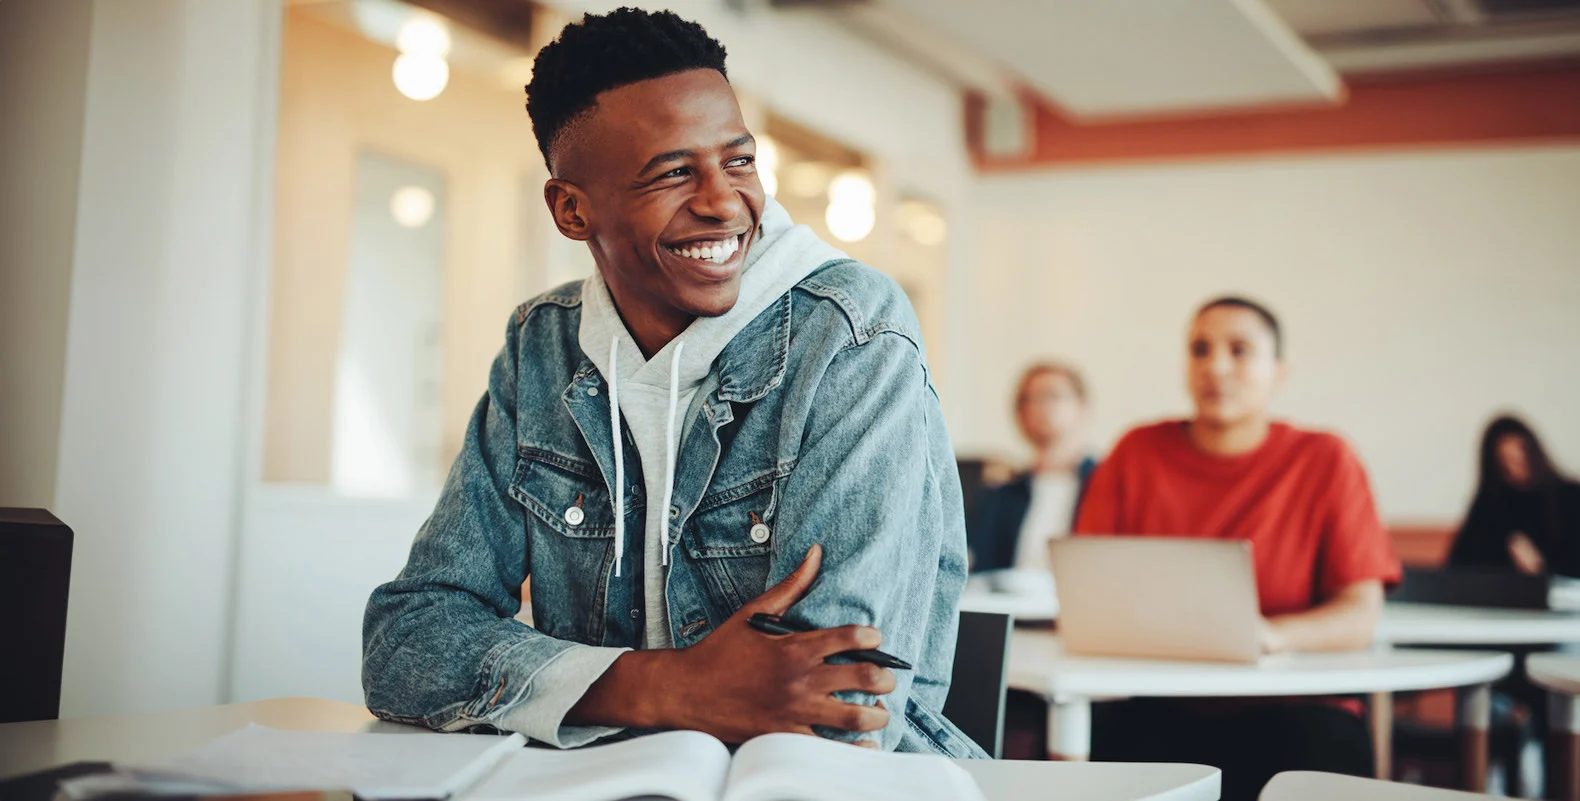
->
xmin=1075 ymin=296 xmax=1401 ymax=801
xmin=1449 ymin=415 xmax=1580 ymax=577
xmin=967 ymin=362 xmax=1098 ymax=580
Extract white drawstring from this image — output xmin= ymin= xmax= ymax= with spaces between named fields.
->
xmin=660 ymin=341 xmax=684 ymax=566
xmin=608 ymin=338 xmax=624 ymax=577
xmin=607 ymin=337 xmax=684 ymax=575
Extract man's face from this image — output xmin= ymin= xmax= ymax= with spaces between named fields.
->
xmin=1186 ymin=306 xmax=1284 ymax=428
xmin=549 ymin=69 xmax=766 ymax=332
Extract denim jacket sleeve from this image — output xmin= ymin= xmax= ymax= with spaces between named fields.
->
xmin=769 ymin=325 xmax=974 ymax=754
xmin=361 ymin=314 xmax=628 ymax=747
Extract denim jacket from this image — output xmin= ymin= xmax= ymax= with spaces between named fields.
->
xmin=362 ymin=260 xmax=983 ymax=758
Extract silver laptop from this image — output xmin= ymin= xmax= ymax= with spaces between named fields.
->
xmin=1049 ymin=536 xmax=1263 ymax=663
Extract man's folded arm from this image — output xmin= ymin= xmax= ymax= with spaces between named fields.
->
xmin=361 ymin=316 xmax=629 ymax=748
xmin=770 ymin=329 xmax=968 ymax=751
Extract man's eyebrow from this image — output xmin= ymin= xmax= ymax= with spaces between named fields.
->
xmin=637 ymin=134 xmax=756 ymax=176
xmin=639 ymin=149 xmax=693 ymax=176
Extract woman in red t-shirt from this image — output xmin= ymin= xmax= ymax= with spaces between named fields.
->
xmin=1076 ymin=296 xmax=1400 ymax=801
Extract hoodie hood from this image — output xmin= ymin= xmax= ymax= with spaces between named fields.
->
xmin=578 ymin=195 xmax=845 ymax=394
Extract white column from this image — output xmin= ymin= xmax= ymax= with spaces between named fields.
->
xmin=52 ymin=0 xmax=280 ymax=717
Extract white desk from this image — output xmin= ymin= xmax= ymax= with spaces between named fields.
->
xmin=1375 ymin=602 xmax=1580 ymax=790
xmin=1378 ymin=603 xmax=1580 ymax=646
xmin=959 ymin=589 xmax=1057 ymax=622
xmin=1259 ymin=771 xmax=1493 ymax=800
xmin=1008 ymin=630 xmax=1512 ymax=791
xmin=0 ymin=698 xmax=1222 ymax=801
xmin=1526 ymin=654 xmax=1580 ymax=801
xmin=959 ymin=602 xmax=1580 ymax=644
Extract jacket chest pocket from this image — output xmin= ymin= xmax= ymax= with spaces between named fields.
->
xmin=508 ymin=448 xmax=623 ymax=641
xmin=510 ymin=449 xmax=617 ymax=539
xmin=685 ymin=471 xmax=785 ymax=610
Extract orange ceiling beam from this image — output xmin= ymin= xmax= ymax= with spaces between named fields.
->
xmin=968 ymin=61 xmax=1580 ymax=170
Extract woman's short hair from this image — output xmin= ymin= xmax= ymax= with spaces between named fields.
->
xmin=1015 ymin=362 xmax=1087 ymax=407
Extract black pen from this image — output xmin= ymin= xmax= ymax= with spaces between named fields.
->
xmin=747 ymin=613 xmax=913 ymax=670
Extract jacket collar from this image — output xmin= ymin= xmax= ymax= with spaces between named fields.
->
xmin=711 ymin=290 xmax=791 ymax=404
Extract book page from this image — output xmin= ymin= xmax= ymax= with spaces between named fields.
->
xmin=463 ymin=730 xmax=732 ymax=801
xmin=722 ymin=734 xmax=985 ymax=801
xmin=152 ymin=724 xmax=514 ymax=798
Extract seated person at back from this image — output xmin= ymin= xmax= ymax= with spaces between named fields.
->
xmin=361 ymin=9 xmax=980 ymax=758
xmin=1449 ymin=414 xmax=1580 ymax=577
xmin=1075 ymin=296 xmax=1401 ymax=801
xmin=968 ymin=363 xmax=1098 ymax=578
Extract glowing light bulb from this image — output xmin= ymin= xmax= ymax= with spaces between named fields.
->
xmin=393 ymin=52 xmax=449 ymax=101
xmin=829 ymin=170 xmax=876 ymax=205
xmin=826 ymin=200 xmax=875 ymax=243
xmin=390 ymin=186 xmax=435 ymax=228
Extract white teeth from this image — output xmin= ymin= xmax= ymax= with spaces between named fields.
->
xmin=668 ymin=236 xmax=741 ymax=264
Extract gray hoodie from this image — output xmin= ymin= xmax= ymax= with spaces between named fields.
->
xmin=578 ymin=196 xmax=846 ymax=649
xmin=505 ymin=197 xmax=845 ymax=743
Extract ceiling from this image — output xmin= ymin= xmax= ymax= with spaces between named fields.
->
xmin=796 ymin=0 xmax=1580 ymax=121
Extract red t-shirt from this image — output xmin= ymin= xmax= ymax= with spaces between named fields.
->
xmin=1075 ymin=420 xmax=1401 ymax=616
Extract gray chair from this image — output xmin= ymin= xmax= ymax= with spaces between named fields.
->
xmin=0 ymin=508 xmax=74 ymax=723
xmin=943 ymin=610 xmax=1013 ymax=758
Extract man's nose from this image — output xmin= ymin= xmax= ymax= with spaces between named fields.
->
xmin=690 ymin=166 xmax=744 ymax=222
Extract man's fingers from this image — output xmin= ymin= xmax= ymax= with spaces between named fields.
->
xmin=791 ymin=624 xmax=881 ymax=659
xmin=810 ymin=662 xmax=897 ymax=696
xmin=805 ymin=697 xmax=890 ymax=733
xmin=853 ymin=739 xmax=879 ymax=750
xmin=742 ymin=544 xmax=822 ymax=616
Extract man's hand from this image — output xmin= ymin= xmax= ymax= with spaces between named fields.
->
xmin=566 ymin=544 xmax=895 ymax=745
xmin=1257 ymin=616 xmax=1290 ymax=655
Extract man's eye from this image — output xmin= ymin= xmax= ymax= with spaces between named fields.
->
xmin=727 ymin=156 xmax=755 ymax=169
xmin=659 ymin=167 xmax=690 ymax=180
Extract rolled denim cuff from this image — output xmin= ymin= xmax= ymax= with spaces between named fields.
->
xmin=494 ymin=642 xmax=630 ymax=748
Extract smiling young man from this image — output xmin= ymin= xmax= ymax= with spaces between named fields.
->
xmin=361 ymin=8 xmax=981 ymax=757
xmin=1074 ymin=296 xmax=1400 ymax=801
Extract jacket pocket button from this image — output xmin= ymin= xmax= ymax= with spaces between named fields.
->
xmin=564 ymin=506 xmax=585 ymax=526
xmin=749 ymin=523 xmax=771 ymax=544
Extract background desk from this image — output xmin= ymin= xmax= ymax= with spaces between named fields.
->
xmin=0 ymin=698 xmax=1222 ymax=801
xmin=1376 ymin=602 xmax=1580 ymax=788
xmin=1007 ymin=630 xmax=1512 ymax=791
xmin=1525 ymin=654 xmax=1580 ymax=801
xmin=1378 ymin=603 xmax=1580 ymax=646
xmin=1260 ymin=770 xmax=1493 ymax=800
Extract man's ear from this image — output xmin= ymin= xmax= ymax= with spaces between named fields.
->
xmin=544 ymin=179 xmax=592 ymax=241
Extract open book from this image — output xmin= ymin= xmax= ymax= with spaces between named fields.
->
xmin=133 ymin=725 xmax=985 ymax=801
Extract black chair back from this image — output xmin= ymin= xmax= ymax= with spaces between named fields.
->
xmin=943 ymin=610 xmax=1012 ymax=758
xmin=0 ymin=508 xmax=74 ymax=722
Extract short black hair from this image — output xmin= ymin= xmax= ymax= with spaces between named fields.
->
xmin=525 ymin=8 xmax=729 ymax=172
xmin=1196 ymin=295 xmax=1283 ymax=358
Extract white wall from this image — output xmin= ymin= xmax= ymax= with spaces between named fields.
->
xmin=959 ymin=145 xmax=1580 ymax=522
xmin=50 ymin=0 xmax=278 ymax=717
xmin=0 ymin=0 xmax=91 ymax=509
